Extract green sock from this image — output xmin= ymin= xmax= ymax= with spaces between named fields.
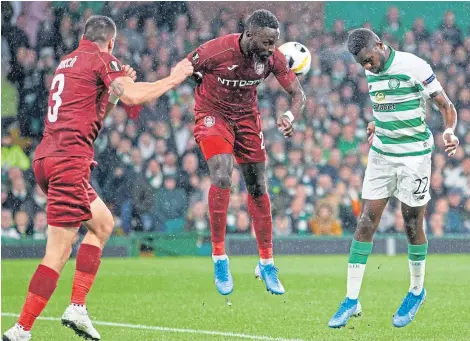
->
xmin=347 ymin=239 xmax=373 ymax=299
xmin=408 ymin=242 xmax=428 ymax=295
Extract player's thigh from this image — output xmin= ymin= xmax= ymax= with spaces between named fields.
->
xmin=233 ymin=113 xmax=266 ymax=164
xmin=43 ymin=157 xmax=94 ymax=227
xmin=194 ymin=112 xmax=235 ymax=161
xmin=395 ymin=153 xmax=432 ymax=207
xmin=82 ymin=195 xmax=114 ymax=238
xmin=361 ymin=150 xmax=396 ymax=201
xmin=360 ymin=198 xmax=390 ymax=227
xmin=401 ymin=201 xmax=427 ymax=228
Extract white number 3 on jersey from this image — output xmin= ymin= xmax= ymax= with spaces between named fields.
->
xmin=48 ymin=74 xmax=65 ymax=123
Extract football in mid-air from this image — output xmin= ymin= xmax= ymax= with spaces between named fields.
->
xmin=278 ymin=42 xmax=312 ymax=76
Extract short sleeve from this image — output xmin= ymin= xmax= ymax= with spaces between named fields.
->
xmin=186 ymin=40 xmax=216 ymax=73
xmin=96 ymin=53 xmax=127 ymax=88
xmin=271 ymin=49 xmax=297 ymax=89
xmin=411 ymin=56 xmax=443 ymax=99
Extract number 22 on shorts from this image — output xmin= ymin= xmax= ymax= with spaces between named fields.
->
xmin=48 ymin=73 xmax=65 ymax=123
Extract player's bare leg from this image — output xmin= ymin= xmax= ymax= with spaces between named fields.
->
xmin=207 ymin=153 xmax=234 ymax=295
xmin=240 ymin=162 xmax=284 ymax=295
xmin=329 ymin=198 xmax=389 ymax=328
xmin=61 ymin=197 xmax=114 ymax=340
xmin=392 ymin=203 xmax=428 ymax=328
xmin=3 ymin=226 xmax=77 ymax=341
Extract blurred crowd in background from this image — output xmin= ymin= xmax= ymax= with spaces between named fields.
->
xmin=2 ymin=1 xmax=470 ymax=241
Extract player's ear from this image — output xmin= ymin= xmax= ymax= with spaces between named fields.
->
xmin=81 ymin=34 xmax=85 ymax=41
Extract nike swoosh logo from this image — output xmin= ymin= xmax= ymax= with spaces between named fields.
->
xmin=227 ymin=65 xmax=238 ymax=70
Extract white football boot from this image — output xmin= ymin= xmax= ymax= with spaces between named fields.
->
xmin=61 ymin=304 xmax=101 ymax=340
xmin=2 ymin=324 xmax=31 ymax=341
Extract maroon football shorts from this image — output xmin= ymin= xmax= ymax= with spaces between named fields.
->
xmin=194 ymin=111 xmax=266 ymax=164
xmin=33 ymin=157 xmax=98 ymax=227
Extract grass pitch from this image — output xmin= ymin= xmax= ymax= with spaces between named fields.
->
xmin=2 ymin=255 xmax=470 ymax=341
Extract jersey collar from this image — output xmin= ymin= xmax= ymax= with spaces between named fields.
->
xmin=382 ymin=46 xmax=395 ymax=73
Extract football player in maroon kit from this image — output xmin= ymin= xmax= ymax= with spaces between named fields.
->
xmin=187 ymin=9 xmax=306 ymax=296
xmin=3 ymin=15 xmax=193 ymax=341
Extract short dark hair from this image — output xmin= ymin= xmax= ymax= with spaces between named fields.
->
xmin=347 ymin=28 xmax=379 ymax=56
xmin=84 ymin=15 xmax=116 ymax=44
xmin=247 ymin=9 xmax=279 ymax=30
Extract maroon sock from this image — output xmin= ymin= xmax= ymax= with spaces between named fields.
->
xmin=208 ymin=184 xmax=230 ymax=255
xmin=18 ymin=265 xmax=60 ymax=330
xmin=71 ymin=243 xmax=102 ymax=305
xmin=247 ymin=194 xmax=273 ymax=259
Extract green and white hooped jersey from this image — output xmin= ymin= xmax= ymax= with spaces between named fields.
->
xmin=367 ymin=47 xmax=443 ymax=157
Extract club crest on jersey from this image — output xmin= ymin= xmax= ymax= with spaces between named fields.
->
xmin=388 ymin=78 xmax=400 ymax=90
xmin=192 ymin=52 xmax=199 ymax=64
xmin=254 ymin=62 xmax=265 ymax=75
xmin=109 ymin=61 xmax=121 ymax=72
xmin=204 ymin=116 xmax=215 ymax=127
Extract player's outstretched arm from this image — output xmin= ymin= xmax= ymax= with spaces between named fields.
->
xmin=106 ymin=64 xmax=137 ymax=117
xmin=110 ymin=59 xmax=193 ymax=105
xmin=431 ymin=90 xmax=459 ymax=156
xmin=277 ymin=77 xmax=306 ymax=137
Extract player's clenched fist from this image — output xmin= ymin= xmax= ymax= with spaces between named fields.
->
xmin=442 ymin=129 xmax=459 ymax=156
xmin=277 ymin=115 xmax=293 ymax=138
xmin=122 ymin=64 xmax=137 ymax=81
xmin=170 ymin=59 xmax=194 ymax=84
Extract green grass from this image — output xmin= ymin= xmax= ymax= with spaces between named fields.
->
xmin=2 ymin=255 xmax=470 ymax=341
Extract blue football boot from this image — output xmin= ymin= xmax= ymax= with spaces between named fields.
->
xmin=255 ymin=262 xmax=285 ymax=295
xmin=328 ymin=298 xmax=362 ymax=328
xmin=214 ymin=258 xmax=233 ymax=295
xmin=392 ymin=288 xmax=426 ymax=328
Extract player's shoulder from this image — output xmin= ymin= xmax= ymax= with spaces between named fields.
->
xmin=394 ymin=50 xmax=429 ymax=69
xmin=200 ymin=34 xmax=239 ymax=52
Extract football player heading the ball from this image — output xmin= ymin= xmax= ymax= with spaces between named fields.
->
xmin=186 ymin=9 xmax=307 ymax=296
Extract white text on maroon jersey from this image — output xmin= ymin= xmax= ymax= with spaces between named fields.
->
xmin=57 ymin=56 xmax=78 ymax=70
xmin=217 ymin=77 xmax=263 ymax=87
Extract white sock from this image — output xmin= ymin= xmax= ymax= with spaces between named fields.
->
xmin=212 ymin=254 xmax=228 ymax=262
xmin=346 ymin=263 xmax=366 ymax=300
xmin=409 ymin=259 xmax=426 ymax=295
xmin=260 ymin=258 xmax=274 ymax=265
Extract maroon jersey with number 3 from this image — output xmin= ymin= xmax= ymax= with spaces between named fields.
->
xmin=34 ymin=39 xmax=127 ymax=161
xmin=187 ymin=33 xmax=296 ymax=118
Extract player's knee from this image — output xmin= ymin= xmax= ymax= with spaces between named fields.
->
xmin=357 ymin=211 xmax=376 ymax=231
xmin=246 ymin=182 xmax=267 ymax=197
xmin=212 ymin=171 xmax=232 ymax=189
xmin=99 ymin=212 xmax=115 ymax=238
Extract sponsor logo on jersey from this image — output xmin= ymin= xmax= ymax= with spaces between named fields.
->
xmin=227 ymin=64 xmax=238 ymax=70
xmin=217 ymin=77 xmax=263 ymax=87
xmin=375 ymin=92 xmax=385 ymax=102
xmin=373 ymin=103 xmax=396 ymax=111
xmin=254 ymin=62 xmax=265 ymax=75
xmin=388 ymin=78 xmax=400 ymax=89
xmin=423 ymin=74 xmax=436 ymax=85
xmin=192 ymin=52 xmax=199 ymax=64
xmin=204 ymin=116 xmax=215 ymax=127
xmin=109 ymin=61 xmax=121 ymax=72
